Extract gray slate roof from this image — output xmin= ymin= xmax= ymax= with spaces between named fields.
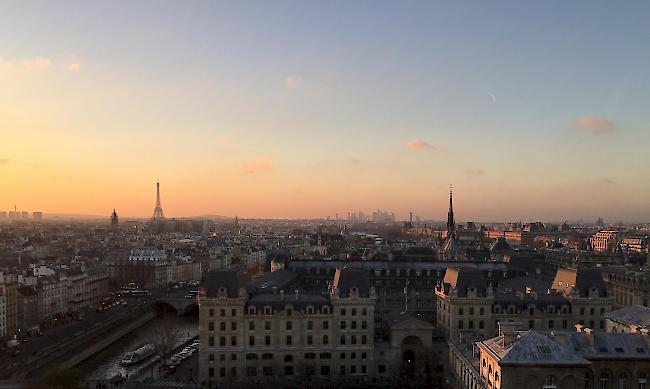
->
xmin=604 ymin=305 xmax=650 ymax=329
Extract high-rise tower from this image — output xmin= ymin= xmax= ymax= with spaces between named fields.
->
xmin=446 ymin=186 xmax=455 ymax=239
xmin=152 ymin=182 xmax=165 ymax=220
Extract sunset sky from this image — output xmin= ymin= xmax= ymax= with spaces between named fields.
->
xmin=1 ymin=1 xmax=649 ymax=222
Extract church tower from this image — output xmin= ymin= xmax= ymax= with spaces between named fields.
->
xmin=446 ymin=186 xmax=455 ymax=240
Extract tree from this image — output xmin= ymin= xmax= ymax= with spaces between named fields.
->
xmin=32 ymin=368 xmax=82 ymax=389
xmin=147 ymin=313 xmax=181 ymax=366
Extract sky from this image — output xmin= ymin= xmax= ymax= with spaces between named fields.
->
xmin=1 ymin=1 xmax=649 ymax=222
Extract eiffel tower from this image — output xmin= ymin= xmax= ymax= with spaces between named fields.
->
xmin=152 ymin=181 xmax=165 ymax=220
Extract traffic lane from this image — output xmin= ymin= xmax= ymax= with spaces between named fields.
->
xmin=1 ymin=297 xmax=150 ymax=363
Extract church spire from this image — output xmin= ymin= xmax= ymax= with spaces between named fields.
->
xmin=447 ymin=185 xmax=455 ymax=239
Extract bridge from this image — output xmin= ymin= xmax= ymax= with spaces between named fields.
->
xmin=154 ymin=296 xmax=199 ymax=316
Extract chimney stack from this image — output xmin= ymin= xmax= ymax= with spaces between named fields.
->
xmin=295 ymin=289 xmax=299 ymax=300
xmin=499 ymin=321 xmax=522 ymax=348
xmin=280 ymin=289 xmax=285 ymax=300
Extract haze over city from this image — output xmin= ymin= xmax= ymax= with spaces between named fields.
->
xmin=1 ymin=1 xmax=649 ymax=221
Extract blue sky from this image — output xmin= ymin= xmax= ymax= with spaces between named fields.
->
xmin=0 ymin=1 xmax=649 ymax=221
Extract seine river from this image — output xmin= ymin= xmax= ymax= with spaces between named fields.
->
xmin=78 ymin=313 xmax=198 ymax=382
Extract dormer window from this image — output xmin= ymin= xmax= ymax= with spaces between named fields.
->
xmin=322 ymin=306 xmax=329 ymax=314
xmin=219 ymin=287 xmax=226 ymax=294
xmin=351 ymin=287 xmax=357 ymax=294
xmin=248 ymin=307 xmax=256 ymax=315
xmin=306 ymin=306 xmax=314 ymax=314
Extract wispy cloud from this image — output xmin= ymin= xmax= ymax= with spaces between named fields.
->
xmin=575 ymin=117 xmax=616 ymax=135
xmin=0 ymin=158 xmax=9 ymax=165
xmin=67 ymin=63 xmax=81 ymax=73
xmin=0 ymin=56 xmax=52 ymax=72
xmin=403 ymin=139 xmax=444 ymax=152
xmin=350 ymin=158 xmax=362 ymax=165
xmin=465 ymin=168 xmax=485 ymax=176
xmin=602 ymin=178 xmax=615 ymax=185
xmin=237 ymin=156 xmax=272 ymax=174
xmin=284 ymin=75 xmax=303 ymax=88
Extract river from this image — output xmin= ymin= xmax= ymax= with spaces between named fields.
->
xmin=78 ymin=313 xmax=198 ymax=383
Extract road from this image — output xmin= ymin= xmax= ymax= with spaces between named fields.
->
xmin=0 ymin=289 xmax=171 ymax=379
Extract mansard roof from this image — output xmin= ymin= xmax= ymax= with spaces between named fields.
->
xmin=442 ymin=267 xmax=487 ymax=297
xmin=333 ymin=266 xmax=370 ymax=297
xmin=205 ymin=269 xmax=241 ymax=298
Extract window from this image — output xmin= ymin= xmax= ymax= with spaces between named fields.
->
xmin=219 ymin=354 xmax=225 ymax=361
xmin=340 ymin=335 xmax=346 ymax=345
xmin=248 ymin=307 xmax=256 ymax=315
xmin=208 ymin=321 xmax=214 ymax=331
xmin=264 ymin=307 xmax=272 ymax=315
xmin=351 ymin=335 xmax=357 ymax=344
xmin=529 ymin=320 xmax=534 ymax=329
xmin=232 ymin=309 xmax=237 ymax=317
xmin=323 ymin=321 xmax=329 ymax=329
xmin=352 ymin=308 xmax=357 ymax=316
xmin=304 ymin=352 xmax=316 ymax=359
xmin=262 ymin=353 xmax=273 ymax=360
xmin=351 ymin=352 xmax=356 ymax=359
xmin=265 ymin=321 xmax=271 ymax=330
xmin=265 ymin=335 xmax=271 ymax=345
xmin=286 ymin=307 xmax=292 ymax=316
xmin=590 ymin=308 xmax=595 ymax=315
xmin=249 ymin=336 xmax=255 ymax=346
xmin=543 ymin=375 xmax=557 ymax=389
xmin=323 ymin=335 xmax=329 ymax=345
xmin=362 ymin=335 xmax=367 ymax=344
xmin=340 ymin=366 xmax=345 ymax=375
xmin=351 ymin=321 xmax=357 ymax=329
xmin=468 ymin=320 xmax=474 ymax=329
xmin=209 ymin=353 xmax=214 ymax=361
xmin=284 ymin=366 xmax=294 ymax=376
xmin=378 ymin=365 xmax=386 ymax=374
xmin=479 ymin=307 xmax=485 ymax=315
xmin=549 ymin=320 xmax=554 ymax=329
xmin=599 ymin=373 xmax=608 ymax=389
xmin=249 ymin=321 xmax=255 ymax=330
xmin=246 ymin=366 xmax=257 ymax=377
xmin=231 ymin=367 xmax=236 ymax=377
xmin=459 ymin=307 xmax=464 ymax=315
xmin=307 ymin=335 xmax=313 ymax=345
xmin=263 ymin=366 xmax=273 ymax=376
xmin=231 ymin=336 xmax=237 ymax=346
xmin=286 ymin=321 xmax=293 ymax=330
xmin=341 ymin=308 xmax=346 ymax=316
xmin=469 ymin=307 xmax=474 ymax=315
xmin=209 ymin=367 xmax=214 ymax=378
xmin=362 ymin=320 xmax=367 ymax=329
xmin=231 ymin=353 xmax=237 ymax=361
xmin=580 ymin=308 xmax=585 ymax=315
xmin=219 ymin=367 xmax=226 ymax=377
xmin=479 ymin=320 xmax=485 ymax=329
xmin=219 ymin=336 xmax=225 ymax=346
xmin=286 ymin=335 xmax=292 ymax=346
xmin=231 ymin=322 xmax=237 ymax=330
xmin=209 ymin=308 xmax=215 ymax=317
xmin=220 ymin=322 xmax=226 ymax=331
xmin=362 ymin=308 xmax=367 ymax=316
xmin=307 ymin=321 xmax=313 ymax=330
xmin=321 ymin=366 xmax=330 ymax=376
xmin=458 ymin=320 xmax=464 ymax=329
xmin=340 ymin=321 xmax=346 ymax=330
xmin=351 ymin=366 xmax=356 ymax=374
xmin=320 ymin=352 xmax=331 ymax=359
xmin=220 ymin=309 xmax=226 ymax=317
xmin=209 ymin=336 xmax=215 ymax=347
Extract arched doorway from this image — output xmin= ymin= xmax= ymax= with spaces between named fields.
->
xmin=401 ymin=336 xmax=424 ymax=377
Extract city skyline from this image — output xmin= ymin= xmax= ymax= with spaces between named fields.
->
xmin=1 ymin=1 xmax=649 ymax=221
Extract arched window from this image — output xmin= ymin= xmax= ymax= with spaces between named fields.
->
xmin=543 ymin=375 xmax=557 ymax=389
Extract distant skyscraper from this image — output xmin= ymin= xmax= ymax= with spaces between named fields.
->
xmin=152 ymin=182 xmax=165 ymax=220
xmin=32 ymin=212 xmax=43 ymax=221
xmin=111 ymin=209 xmax=119 ymax=225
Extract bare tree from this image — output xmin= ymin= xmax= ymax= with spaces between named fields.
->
xmin=148 ymin=314 xmax=181 ymax=366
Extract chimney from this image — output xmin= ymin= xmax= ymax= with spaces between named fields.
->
xmin=499 ymin=321 xmax=522 ymax=348
xmin=294 ymin=289 xmax=299 ymax=300
xmin=273 ymin=287 xmax=278 ymax=295
xmin=280 ymin=289 xmax=285 ymax=300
